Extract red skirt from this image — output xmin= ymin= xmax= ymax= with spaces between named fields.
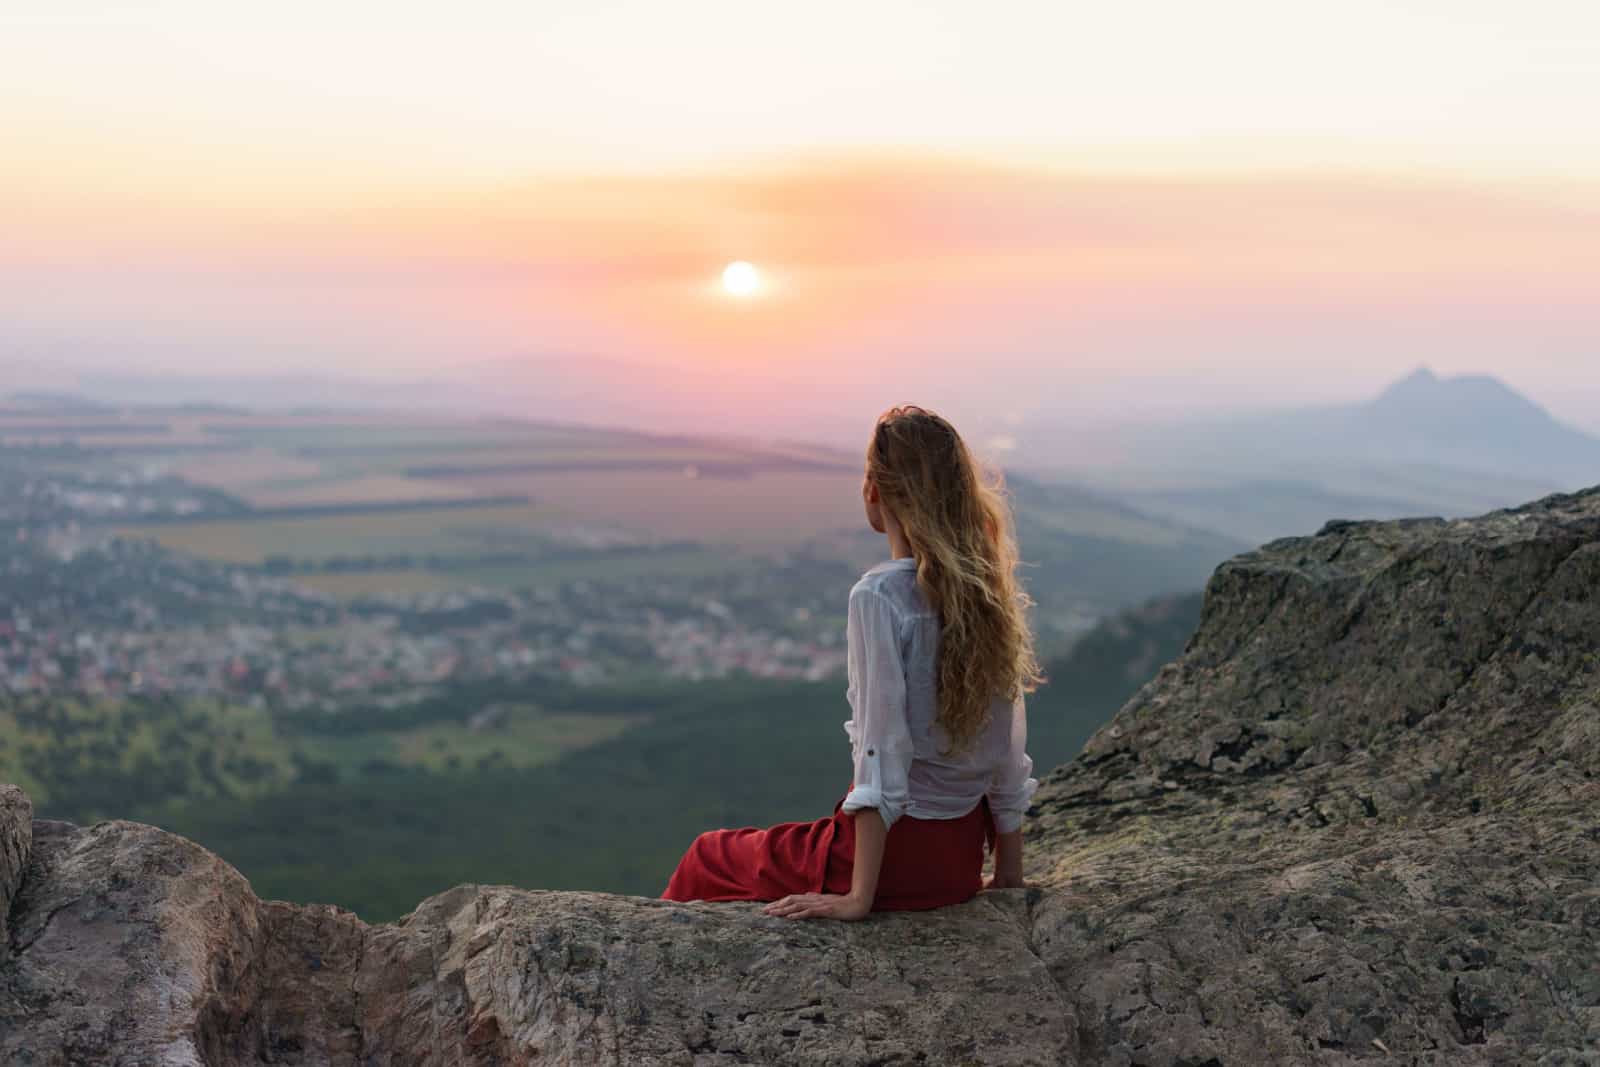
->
xmin=661 ymin=795 xmax=996 ymax=911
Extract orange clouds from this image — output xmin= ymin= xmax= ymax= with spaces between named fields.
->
xmin=2 ymin=154 xmax=1596 ymax=414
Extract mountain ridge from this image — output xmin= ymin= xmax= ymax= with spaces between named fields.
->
xmin=1034 ymin=366 xmax=1600 ymax=543
xmin=1157 ymin=364 xmax=1600 ymax=474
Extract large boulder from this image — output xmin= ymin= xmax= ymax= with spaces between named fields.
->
xmin=3 ymin=487 xmax=1598 ymax=1065
xmin=1026 ymin=487 xmax=1600 ymax=1064
xmin=1 ymin=816 xmax=1068 ymax=1065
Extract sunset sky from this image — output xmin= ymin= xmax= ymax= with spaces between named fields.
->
xmin=3 ymin=1 xmax=1597 ymax=437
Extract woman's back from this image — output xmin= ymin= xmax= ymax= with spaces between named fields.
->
xmin=844 ymin=557 xmax=1035 ymax=828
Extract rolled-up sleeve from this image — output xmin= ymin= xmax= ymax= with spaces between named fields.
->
xmin=840 ymin=586 xmax=914 ymax=829
xmin=987 ymin=692 xmax=1038 ymax=833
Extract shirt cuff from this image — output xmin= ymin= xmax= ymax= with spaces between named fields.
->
xmin=989 ymin=776 xmax=1039 ymax=833
xmin=841 ymin=784 xmax=903 ymax=829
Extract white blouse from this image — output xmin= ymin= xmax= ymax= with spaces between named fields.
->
xmin=839 ymin=557 xmax=1038 ymax=834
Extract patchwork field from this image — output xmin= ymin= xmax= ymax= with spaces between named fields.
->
xmin=163 ymin=448 xmax=325 ymax=491
xmin=437 ymin=468 xmax=862 ymax=548
xmin=115 ymin=503 xmax=561 ymax=564
xmin=289 ymin=546 xmax=741 ymax=598
xmin=0 ymin=691 xmax=644 ymax=819
xmin=9 ymin=405 xmax=1241 ymax=615
xmin=288 ymin=570 xmax=470 ymax=598
xmin=234 ymin=474 xmax=479 ymax=508
xmin=24 ymin=412 xmax=861 ymax=555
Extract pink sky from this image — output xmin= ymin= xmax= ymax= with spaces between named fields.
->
xmin=2 ymin=3 xmax=1596 ymax=436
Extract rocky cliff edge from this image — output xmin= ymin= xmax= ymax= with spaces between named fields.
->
xmin=4 ymin=488 xmax=1598 ymax=1065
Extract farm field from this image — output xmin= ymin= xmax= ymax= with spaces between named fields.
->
xmin=287 ymin=702 xmax=646 ymax=778
xmin=437 ymin=468 xmax=863 ymax=548
xmin=163 ymin=448 xmax=325 ymax=491
xmin=442 ymin=545 xmax=746 ymax=586
xmin=386 ymin=705 xmax=645 ymax=773
xmin=290 ymin=545 xmax=744 ymax=598
xmin=52 ymin=410 xmax=870 ymax=562
xmin=234 ymin=474 xmax=479 ymax=508
xmin=115 ymin=503 xmax=562 ymax=564
xmin=0 ymin=688 xmax=645 ymax=822
xmin=289 ymin=569 xmax=471 ymax=598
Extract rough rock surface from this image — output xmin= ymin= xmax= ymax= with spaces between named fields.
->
xmin=0 ymin=817 xmax=1068 ymax=1066
xmin=4 ymin=488 xmax=1600 ymax=1065
xmin=1027 ymin=487 xmax=1600 ymax=1065
xmin=0 ymin=785 xmax=29 ymax=963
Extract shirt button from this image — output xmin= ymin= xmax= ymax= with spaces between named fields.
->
xmin=867 ymin=748 xmax=875 ymax=756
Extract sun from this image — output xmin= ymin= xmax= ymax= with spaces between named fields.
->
xmin=721 ymin=260 xmax=762 ymax=297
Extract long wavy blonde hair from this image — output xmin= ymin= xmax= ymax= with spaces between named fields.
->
xmin=866 ymin=405 xmax=1045 ymax=754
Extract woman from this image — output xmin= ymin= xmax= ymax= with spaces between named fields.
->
xmin=661 ymin=404 xmax=1043 ymax=919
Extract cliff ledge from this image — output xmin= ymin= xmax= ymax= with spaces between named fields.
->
xmin=4 ymin=487 xmax=1599 ymax=1065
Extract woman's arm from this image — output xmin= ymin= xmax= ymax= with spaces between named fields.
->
xmin=849 ymin=807 xmax=888 ymax=903
xmin=985 ymin=693 xmax=1037 ymax=889
xmin=765 ymin=587 xmax=909 ymax=922
xmin=987 ymin=829 xmax=1025 ymax=890
xmin=764 ymin=808 xmax=885 ymax=921
xmin=838 ymin=587 xmax=914 ymax=828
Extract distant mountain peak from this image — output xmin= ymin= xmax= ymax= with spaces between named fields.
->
xmin=1368 ymin=367 xmax=1547 ymax=423
xmin=1371 ymin=365 xmax=1440 ymax=405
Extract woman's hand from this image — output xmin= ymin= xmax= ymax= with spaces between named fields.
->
xmin=762 ymin=892 xmax=873 ymax=921
xmin=987 ymin=829 xmax=1026 ymax=891
xmin=984 ymin=873 xmax=1027 ymax=891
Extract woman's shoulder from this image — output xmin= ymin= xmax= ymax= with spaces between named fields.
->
xmin=848 ymin=572 xmax=899 ymax=611
xmin=850 ymin=569 xmax=933 ymax=620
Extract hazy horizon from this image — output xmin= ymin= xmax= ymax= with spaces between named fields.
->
xmin=8 ymin=358 xmax=1599 ymax=448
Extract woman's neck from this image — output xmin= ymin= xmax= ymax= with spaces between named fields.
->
xmin=886 ymin=524 xmax=914 ymax=560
